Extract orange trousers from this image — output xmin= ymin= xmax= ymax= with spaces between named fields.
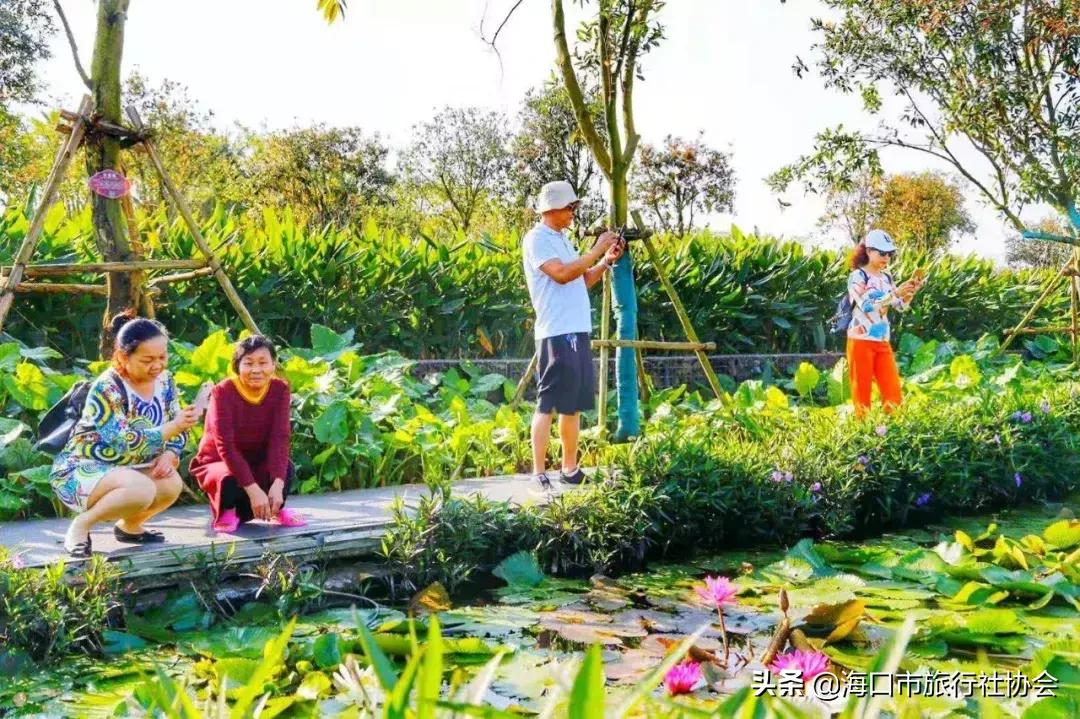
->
xmin=847 ymin=338 xmax=902 ymax=415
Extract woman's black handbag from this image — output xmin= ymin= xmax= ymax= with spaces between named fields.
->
xmin=33 ymin=374 xmax=127 ymax=455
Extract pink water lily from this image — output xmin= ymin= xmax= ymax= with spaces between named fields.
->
xmin=768 ymin=649 xmax=830 ymax=683
xmin=695 ymin=576 xmax=738 ymax=665
xmin=695 ymin=576 xmax=739 ymax=607
xmin=663 ymin=660 xmax=702 ymax=696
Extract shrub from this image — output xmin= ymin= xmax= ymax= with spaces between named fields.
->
xmin=1 ymin=206 xmax=1068 ymax=360
xmin=0 ymin=550 xmax=123 ymax=664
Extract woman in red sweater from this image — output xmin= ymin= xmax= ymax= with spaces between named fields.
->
xmin=189 ymin=336 xmax=306 ymax=532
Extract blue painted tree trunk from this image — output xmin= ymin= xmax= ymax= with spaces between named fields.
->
xmin=608 ymin=164 xmax=640 ymax=441
xmin=611 ymin=248 xmax=640 ymax=440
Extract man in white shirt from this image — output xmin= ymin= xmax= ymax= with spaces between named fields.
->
xmin=523 ymin=181 xmax=623 ymax=487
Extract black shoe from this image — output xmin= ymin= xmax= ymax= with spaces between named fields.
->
xmin=534 ymin=472 xmax=553 ymax=490
xmin=560 ymin=468 xmax=587 ymax=485
xmin=113 ymin=526 xmax=166 ymax=544
xmin=66 ymin=536 xmax=92 ymax=558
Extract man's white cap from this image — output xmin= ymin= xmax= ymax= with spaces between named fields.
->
xmin=536 ymin=181 xmax=580 ymax=213
xmin=864 ymin=229 xmax=897 ymax=252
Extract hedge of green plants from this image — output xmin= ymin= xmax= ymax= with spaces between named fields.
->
xmin=379 ymin=337 xmax=1080 ymax=590
xmin=3 ymin=323 xmax=1079 ymax=527
xmin=0 ymin=205 xmax=1066 ymax=360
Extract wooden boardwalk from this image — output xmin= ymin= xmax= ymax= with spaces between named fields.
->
xmin=0 ymin=475 xmax=566 ymax=582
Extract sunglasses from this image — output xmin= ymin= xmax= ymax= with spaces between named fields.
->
xmin=872 ymin=249 xmax=896 ymax=258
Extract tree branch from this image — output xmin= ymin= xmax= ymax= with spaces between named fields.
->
xmin=598 ymin=11 xmax=623 ymax=172
xmin=53 ymin=0 xmax=92 ymax=90
xmin=552 ymin=0 xmax=613 ymax=176
xmin=620 ymin=4 xmax=648 ymax=165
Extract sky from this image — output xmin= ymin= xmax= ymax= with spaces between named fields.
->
xmin=29 ymin=0 xmax=1036 ymax=262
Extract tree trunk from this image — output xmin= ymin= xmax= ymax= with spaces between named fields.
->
xmin=87 ymin=0 xmax=144 ymax=357
xmin=610 ymin=162 xmax=640 ymax=440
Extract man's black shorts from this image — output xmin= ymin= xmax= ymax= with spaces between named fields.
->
xmin=535 ymin=332 xmax=595 ymax=414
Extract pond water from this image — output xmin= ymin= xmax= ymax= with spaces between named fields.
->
xmin=5 ymin=501 xmax=1079 ymax=717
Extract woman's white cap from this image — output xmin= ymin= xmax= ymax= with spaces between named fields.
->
xmin=536 ymin=181 xmax=580 ymax=213
xmin=864 ymin=229 xmax=897 ymax=252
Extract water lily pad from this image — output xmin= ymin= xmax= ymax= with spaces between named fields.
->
xmin=1044 ymin=520 xmax=1080 ymax=550
xmin=538 ymin=609 xmax=647 ymax=646
xmin=493 ymin=551 xmax=545 ymax=588
xmin=409 ymin=582 xmax=452 ymax=614
xmin=296 ymin=670 xmax=332 ymax=700
xmin=800 ymin=599 xmax=865 ymax=642
xmin=184 ymin=626 xmax=279 ymax=659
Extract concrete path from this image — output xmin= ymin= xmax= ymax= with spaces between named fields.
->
xmin=0 ymin=475 xmax=566 ymax=571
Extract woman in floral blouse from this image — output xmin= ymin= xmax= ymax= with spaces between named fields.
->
xmin=50 ymin=312 xmax=199 ymax=557
xmin=847 ymin=230 xmax=926 ymax=415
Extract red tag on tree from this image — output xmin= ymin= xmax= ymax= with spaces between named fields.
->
xmin=88 ymin=169 xmax=131 ymax=199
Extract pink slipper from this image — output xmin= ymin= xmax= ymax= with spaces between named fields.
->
xmin=213 ymin=509 xmax=240 ymax=533
xmin=274 ymin=508 xmax=307 ymax=527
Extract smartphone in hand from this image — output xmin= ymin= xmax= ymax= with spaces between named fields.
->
xmin=192 ymin=382 xmax=213 ymax=416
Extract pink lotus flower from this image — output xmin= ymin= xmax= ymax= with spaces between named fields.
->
xmin=768 ymin=649 xmax=830 ymax=683
xmin=663 ymin=660 xmax=702 ymax=696
xmin=695 ymin=575 xmax=739 ymax=607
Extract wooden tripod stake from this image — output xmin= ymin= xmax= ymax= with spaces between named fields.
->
xmin=512 ymin=210 xmax=724 ymax=436
xmin=1000 ymin=230 xmax=1080 ymax=363
xmin=0 ymin=95 xmax=259 ymax=342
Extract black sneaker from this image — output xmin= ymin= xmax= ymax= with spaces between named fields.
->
xmin=560 ymin=468 xmax=587 ymax=485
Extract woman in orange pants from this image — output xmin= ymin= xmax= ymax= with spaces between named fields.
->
xmin=846 ymin=230 xmax=925 ymax=415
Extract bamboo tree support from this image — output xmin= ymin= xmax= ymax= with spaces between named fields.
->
xmin=1 ymin=96 xmax=261 ymax=344
xmin=511 ymin=353 xmax=538 ymax=407
xmin=1071 ymin=250 xmax=1080 ymax=364
xmin=635 ymin=347 xmax=652 ymax=404
xmin=0 ymin=96 xmax=93 ymax=334
xmin=128 ymin=107 xmax=260 ymax=335
xmin=999 ymin=258 xmax=1074 ymax=355
xmin=119 ymin=178 xmax=155 ymax=318
xmin=596 ymin=272 xmax=613 ymax=434
xmin=631 ymin=211 xmax=724 ymax=401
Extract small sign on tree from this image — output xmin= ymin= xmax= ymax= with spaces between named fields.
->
xmin=88 ymin=169 xmax=131 ymax=199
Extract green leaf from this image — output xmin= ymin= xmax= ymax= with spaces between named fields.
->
xmin=492 ymin=551 xmax=545 ymax=588
xmin=311 ymin=324 xmax=355 ymax=359
xmin=949 ymin=354 xmax=982 ymax=388
xmin=355 ymin=607 xmax=399 ymax=692
xmin=568 ymin=644 xmax=605 ymax=719
xmin=786 ymin=539 xmax=837 ymax=578
xmin=793 ymin=362 xmax=821 ymax=398
xmin=312 ymin=632 xmax=342 ymax=669
xmin=102 ymin=630 xmax=148 ymax=655
xmin=296 ymin=670 xmax=332 ymax=700
xmin=1044 ymin=520 xmax=1080 ymax=549
xmin=229 ymin=617 xmax=296 ymax=719
xmin=417 ymin=615 xmax=443 ymax=719
xmin=313 ymin=400 xmax=350 ymax=445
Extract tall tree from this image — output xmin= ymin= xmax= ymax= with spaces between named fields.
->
xmin=770 ymin=1 xmax=1080 ymax=238
xmin=0 ymin=0 xmax=54 ymax=105
xmin=510 ymin=0 xmax=663 ymax=440
xmin=122 ymin=73 xmax=248 ymax=219
xmin=877 ymin=172 xmax=974 ymax=256
xmin=400 ymin=106 xmax=512 ymax=234
xmin=511 ymin=77 xmax=607 ymax=229
xmin=633 ymin=133 xmax=734 ymax=236
xmin=1006 ymin=214 xmax=1074 ymax=270
xmin=46 ymin=0 xmax=346 ymax=354
xmin=818 ymin=166 xmax=883 ymax=244
xmin=247 ymin=124 xmax=394 ymax=229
